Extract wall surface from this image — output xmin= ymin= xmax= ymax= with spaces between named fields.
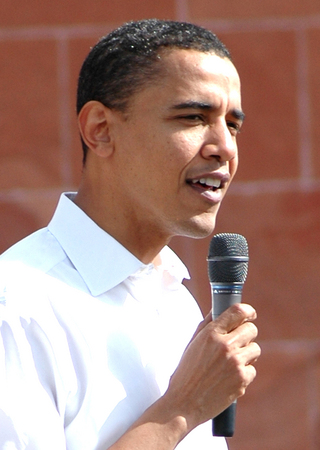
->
xmin=1 ymin=1 xmax=320 ymax=449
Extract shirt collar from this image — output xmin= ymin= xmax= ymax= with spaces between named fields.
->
xmin=48 ymin=193 xmax=189 ymax=296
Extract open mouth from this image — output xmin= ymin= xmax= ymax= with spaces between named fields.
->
xmin=188 ymin=177 xmax=222 ymax=191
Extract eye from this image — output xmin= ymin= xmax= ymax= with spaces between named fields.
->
xmin=227 ymin=120 xmax=242 ymax=136
xmin=185 ymin=114 xmax=203 ymax=120
xmin=178 ymin=114 xmax=205 ymax=124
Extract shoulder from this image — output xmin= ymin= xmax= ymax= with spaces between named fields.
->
xmin=0 ymin=228 xmax=66 ymax=271
xmin=0 ymin=229 xmax=70 ymax=318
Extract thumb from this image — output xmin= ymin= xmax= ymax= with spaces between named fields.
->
xmin=212 ymin=303 xmax=257 ymax=334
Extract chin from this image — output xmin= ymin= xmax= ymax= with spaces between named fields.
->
xmin=176 ymin=216 xmax=217 ymax=240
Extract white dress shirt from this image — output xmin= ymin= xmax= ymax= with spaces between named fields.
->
xmin=0 ymin=193 xmax=227 ymax=450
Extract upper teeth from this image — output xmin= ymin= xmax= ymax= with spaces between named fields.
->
xmin=192 ymin=177 xmax=221 ymax=188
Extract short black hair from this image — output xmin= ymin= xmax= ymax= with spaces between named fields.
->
xmin=77 ymin=19 xmax=232 ymax=162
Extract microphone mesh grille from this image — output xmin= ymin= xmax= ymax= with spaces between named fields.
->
xmin=208 ymin=233 xmax=249 ymax=283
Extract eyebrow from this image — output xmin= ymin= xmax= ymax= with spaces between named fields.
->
xmin=170 ymin=101 xmax=246 ymax=122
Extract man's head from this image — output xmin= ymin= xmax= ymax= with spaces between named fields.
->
xmin=75 ymin=20 xmax=242 ymax=260
xmin=77 ymin=18 xmax=232 ymax=162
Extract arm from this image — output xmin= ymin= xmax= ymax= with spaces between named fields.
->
xmin=109 ymin=303 xmax=260 ymax=449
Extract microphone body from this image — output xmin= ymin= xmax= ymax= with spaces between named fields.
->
xmin=207 ymin=233 xmax=249 ymax=438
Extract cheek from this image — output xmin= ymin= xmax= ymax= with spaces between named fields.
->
xmin=125 ymin=124 xmax=201 ymax=181
xmin=168 ymin=133 xmax=201 ymax=163
xmin=229 ymin=151 xmax=239 ymax=178
xmin=145 ymin=135 xmax=196 ymax=176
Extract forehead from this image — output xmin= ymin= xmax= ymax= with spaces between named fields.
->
xmin=161 ymin=48 xmax=237 ymax=75
xmin=128 ymin=49 xmax=241 ymax=112
xmin=161 ymin=49 xmax=240 ymax=93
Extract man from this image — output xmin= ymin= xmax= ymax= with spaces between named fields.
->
xmin=0 ymin=19 xmax=260 ymax=450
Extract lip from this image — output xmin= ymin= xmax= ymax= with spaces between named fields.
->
xmin=186 ymin=171 xmax=231 ymax=203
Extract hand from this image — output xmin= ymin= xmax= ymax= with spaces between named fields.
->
xmin=109 ymin=303 xmax=260 ymax=450
xmin=163 ymin=303 xmax=260 ymax=433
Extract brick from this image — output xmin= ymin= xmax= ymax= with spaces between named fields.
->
xmin=189 ymin=0 xmax=320 ymax=20
xmin=307 ymin=28 xmax=320 ymax=179
xmin=172 ymin=190 xmax=320 ymax=340
xmin=0 ymin=191 xmax=60 ymax=253
xmin=228 ymin=344 xmax=320 ymax=449
xmin=0 ymin=40 xmax=62 ymax=188
xmin=0 ymin=201 xmax=38 ymax=253
xmin=171 ymin=217 xmax=320 ymax=450
xmin=228 ymin=191 xmax=320 ymax=341
xmin=0 ymin=0 xmax=176 ymax=27
xmin=0 ymin=3 xmax=320 ymax=449
xmin=217 ymin=30 xmax=299 ymax=181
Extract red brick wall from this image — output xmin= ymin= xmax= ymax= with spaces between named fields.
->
xmin=1 ymin=1 xmax=320 ymax=449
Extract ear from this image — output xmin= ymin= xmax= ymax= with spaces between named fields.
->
xmin=78 ymin=101 xmax=114 ymax=157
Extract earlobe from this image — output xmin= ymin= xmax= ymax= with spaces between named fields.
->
xmin=78 ymin=101 xmax=113 ymax=157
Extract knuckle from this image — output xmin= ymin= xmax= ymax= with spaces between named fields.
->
xmin=254 ymin=341 xmax=262 ymax=356
xmin=245 ymin=321 xmax=258 ymax=336
xmin=237 ymin=385 xmax=247 ymax=398
xmin=226 ymin=351 xmax=242 ymax=372
xmin=205 ymin=325 xmax=219 ymax=344
xmin=229 ymin=303 xmax=245 ymax=318
xmin=236 ymin=366 xmax=257 ymax=398
xmin=219 ymin=340 xmax=231 ymax=357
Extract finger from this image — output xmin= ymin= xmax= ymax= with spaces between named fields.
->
xmin=212 ymin=303 xmax=257 ymax=334
xmin=223 ymin=342 xmax=261 ymax=398
xmin=227 ymin=321 xmax=259 ymax=348
xmin=239 ymin=341 xmax=261 ymax=366
xmin=238 ymin=364 xmax=258 ymax=398
xmin=246 ymin=341 xmax=261 ymax=365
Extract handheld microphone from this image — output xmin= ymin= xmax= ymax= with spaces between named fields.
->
xmin=207 ymin=233 xmax=249 ymax=437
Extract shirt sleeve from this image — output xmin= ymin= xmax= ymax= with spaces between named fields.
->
xmin=0 ymin=261 xmax=70 ymax=450
xmin=0 ymin=304 xmax=68 ymax=450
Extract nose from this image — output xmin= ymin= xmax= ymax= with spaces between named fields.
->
xmin=201 ymin=120 xmax=237 ymax=162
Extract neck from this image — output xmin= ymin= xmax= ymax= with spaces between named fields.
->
xmin=74 ymin=180 xmax=171 ymax=264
